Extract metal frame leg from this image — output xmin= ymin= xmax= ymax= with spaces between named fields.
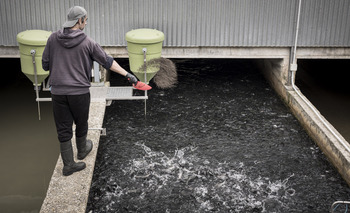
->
xmin=30 ymin=49 xmax=41 ymax=120
xmin=142 ymin=48 xmax=148 ymax=117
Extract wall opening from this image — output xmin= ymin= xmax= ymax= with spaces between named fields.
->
xmin=296 ymin=59 xmax=350 ymax=142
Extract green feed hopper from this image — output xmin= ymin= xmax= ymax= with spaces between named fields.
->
xmin=126 ymin=28 xmax=164 ymax=83
xmin=17 ymin=30 xmax=51 ymax=86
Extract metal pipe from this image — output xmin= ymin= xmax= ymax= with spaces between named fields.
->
xmin=288 ymin=0 xmax=302 ymax=86
xmin=36 ymin=98 xmax=52 ymax=102
xmin=42 ymin=78 xmax=51 ymax=91
xmin=143 ymin=48 xmax=148 ymax=118
xmin=73 ymin=127 xmax=106 ymax=136
xmin=330 ymin=201 xmax=350 ymax=213
xmin=30 ymin=49 xmax=41 ymax=120
xmin=93 ymin=61 xmax=100 ymax=83
xmin=88 ymin=127 xmax=106 ymax=136
xmin=292 ymin=0 xmax=302 ymax=65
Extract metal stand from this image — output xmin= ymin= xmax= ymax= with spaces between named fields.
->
xmin=331 ymin=201 xmax=350 ymax=213
xmin=30 ymin=49 xmax=52 ymax=120
xmin=103 ymin=49 xmax=149 ymax=105
xmin=143 ymin=48 xmax=147 ymax=117
xmin=42 ymin=78 xmax=51 ymax=91
xmin=30 ymin=50 xmax=42 ymax=120
xmin=30 ymin=48 xmax=148 ymax=131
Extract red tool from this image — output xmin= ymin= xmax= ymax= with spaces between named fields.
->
xmin=133 ymin=81 xmax=152 ymax=91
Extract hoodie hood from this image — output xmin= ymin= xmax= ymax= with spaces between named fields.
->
xmin=57 ymin=28 xmax=87 ymax=48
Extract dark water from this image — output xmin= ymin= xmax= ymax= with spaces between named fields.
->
xmin=0 ymin=58 xmax=58 ymax=213
xmin=297 ymin=59 xmax=350 ymax=142
xmin=87 ymin=59 xmax=350 ymax=212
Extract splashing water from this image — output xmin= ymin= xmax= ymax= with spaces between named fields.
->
xmin=88 ymin=59 xmax=350 ymax=212
xmin=99 ymin=143 xmax=295 ymax=212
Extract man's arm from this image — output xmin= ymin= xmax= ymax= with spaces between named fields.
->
xmin=109 ymin=60 xmax=128 ymax=76
xmin=90 ymin=41 xmax=138 ymax=84
xmin=109 ymin=60 xmax=138 ymax=85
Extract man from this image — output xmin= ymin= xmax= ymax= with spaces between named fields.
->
xmin=42 ymin=6 xmax=138 ymax=176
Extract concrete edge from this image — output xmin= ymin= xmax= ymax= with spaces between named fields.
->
xmin=3 ymin=46 xmax=350 ymax=59
xmin=40 ymin=100 xmax=106 ymax=213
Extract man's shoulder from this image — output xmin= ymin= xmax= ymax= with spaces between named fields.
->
xmin=52 ymin=30 xmax=62 ymax=36
xmin=82 ymin=36 xmax=102 ymax=50
xmin=47 ymin=30 xmax=60 ymax=40
xmin=84 ymin=35 xmax=97 ymax=44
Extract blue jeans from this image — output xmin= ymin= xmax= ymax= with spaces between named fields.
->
xmin=52 ymin=93 xmax=90 ymax=142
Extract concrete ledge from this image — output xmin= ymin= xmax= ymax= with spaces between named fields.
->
xmin=296 ymin=47 xmax=350 ymax=59
xmin=3 ymin=46 xmax=350 ymax=59
xmin=0 ymin=46 xmax=19 ymax=58
xmin=102 ymin=46 xmax=292 ymax=59
xmin=40 ymin=100 xmax=106 ymax=213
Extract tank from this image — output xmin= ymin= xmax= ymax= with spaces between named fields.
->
xmin=125 ymin=28 xmax=164 ymax=83
xmin=17 ymin=30 xmax=51 ymax=86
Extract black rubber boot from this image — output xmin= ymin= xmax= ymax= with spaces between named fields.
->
xmin=60 ymin=140 xmax=86 ymax=176
xmin=76 ymin=135 xmax=93 ymax=160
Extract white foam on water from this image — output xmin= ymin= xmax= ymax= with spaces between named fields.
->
xmin=105 ymin=143 xmax=295 ymax=212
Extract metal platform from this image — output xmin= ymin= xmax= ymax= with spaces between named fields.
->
xmin=90 ymin=86 xmax=147 ymax=105
xmin=107 ymin=87 xmax=147 ymax=100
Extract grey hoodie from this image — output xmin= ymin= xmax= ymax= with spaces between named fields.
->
xmin=42 ymin=28 xmax=113 ymax=95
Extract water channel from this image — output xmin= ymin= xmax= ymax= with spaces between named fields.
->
xmin=87 ymin=59 xmax=350 ymax=212
xmin=297 ymin=59 xmax=350 ymax=142
xmin=1 ymin=58 xmax=349 ymax=212
xmin=0 ymin=58 xmax=58 ymax=213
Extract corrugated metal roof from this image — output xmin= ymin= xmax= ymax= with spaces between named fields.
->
xmin=1 ymin=0 xmax=350 ymax=47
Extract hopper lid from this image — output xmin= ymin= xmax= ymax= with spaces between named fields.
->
xmin=126 ymin=28 xmax=164 ymax=44
xmin=17 ymin=30 xmax=52 ymax=45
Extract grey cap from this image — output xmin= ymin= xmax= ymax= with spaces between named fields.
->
xmin=63 ymin=6 xmax=87 ymax=28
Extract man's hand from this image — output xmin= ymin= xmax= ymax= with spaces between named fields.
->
xmin=125 ymin=73 xmax=138 ymax=85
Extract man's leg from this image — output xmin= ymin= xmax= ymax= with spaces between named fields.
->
xmin=52 ymin=94 xmax=74 ymax=142
xmin=68 ymin=93 xmax=93 ymax=160
xmin=52 ymin=94 xmax=86 ymax=176
xmin=68 ymin=93 xmax=90 ymax=137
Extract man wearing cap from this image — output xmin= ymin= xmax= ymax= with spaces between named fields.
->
xmin=42 ymin=6 xmax=138 ymax=176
